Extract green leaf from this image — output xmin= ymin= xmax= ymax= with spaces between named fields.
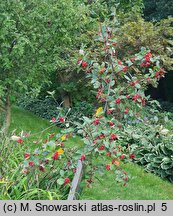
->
xmin=126 ymin=60 xmax=133 ymax=67
xmin=57 ymin=178 xmax=64 ymax=185
xmin=124 ymin=75 xmax=131 ymax=81
xmin=161 ymin=163 xmax=172 ymax=170
xmin=135 ymin=83 xmax=141 ymax=89
xmin=60 ymin=170 xmax=65 ymax=177
xmin=154 ymin=116 xmax=159 ymax=122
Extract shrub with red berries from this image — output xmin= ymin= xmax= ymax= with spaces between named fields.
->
xmin=75 ymin=24 xmax=164 ymax=186
xmin=19 ymin=23 xmax=164 ymax=195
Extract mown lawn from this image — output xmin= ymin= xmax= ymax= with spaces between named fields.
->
xmin=10 ymin=106 xmax=83 ymax=148
xmin=10 ymin=106 xmax=173 ymax=200
xmin=80 ymin=162 xmax=173 ymax=200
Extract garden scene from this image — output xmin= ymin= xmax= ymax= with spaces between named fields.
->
xmin=0 ymin=0 xmax=173 ymax=200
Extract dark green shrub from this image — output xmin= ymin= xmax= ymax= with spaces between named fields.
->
xmin=18 ymin=97 xmax=59 ymax=120
xmin=18 ymin=97 xmax=94 ymax=123
xmin=160 ymin=101 xmax=173 ymax=113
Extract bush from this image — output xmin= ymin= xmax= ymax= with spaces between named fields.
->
xmin=160 ymin=101 xmax=173 ymax=113
xmin=125 ymin=115 xmax=173 ymax=182
xmin=18 ymin=97 xmax=94 ymax=123
xmin=18 ymin=97 xmax=59 ymax=120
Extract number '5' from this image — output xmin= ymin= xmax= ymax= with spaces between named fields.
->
xmin=161 ymin=203 xmax=167 ymax=211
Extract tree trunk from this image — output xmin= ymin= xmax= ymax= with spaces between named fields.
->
xmin=2 ymin=94 xmax=11 ymax=136
xmin=58 ymin=71 xmax=72 ymax=108
xmin=62 ymin=93 xmax=72 ymax=108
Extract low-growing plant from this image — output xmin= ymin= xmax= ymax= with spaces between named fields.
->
xmin=18 ymin=96 xmax=95 ymax=125
xmin=17 ymin=96 xmax=60 ymax=120
xmin=126 ymin=117 xmax=173 ymax=182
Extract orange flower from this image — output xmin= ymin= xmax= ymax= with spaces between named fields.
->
xmin=100 ymin=68 xmax=106 ymax=74
xmin=112 ymin=158 xmax=120 ymax=167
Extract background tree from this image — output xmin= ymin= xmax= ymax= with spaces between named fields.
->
xmin=143 ymin=0 xmax=173 ymax=21
xmin=0 ymin=0 xmax=96 ymax=134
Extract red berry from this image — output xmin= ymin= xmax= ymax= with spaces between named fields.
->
xmin=107 ymin=109 xmax=113 ymax=114
xmin=17 ymin=138 xmax=24 ymax=144
xmin=109 ymin=121 xmax=114 ymax=127
xmin=51 ymin=117 xmax=56 ymax=123
xmin=123 ymin=66 xmax=128 ymax=72
xmin=93 ymin=119 xmax=100 ymax=125
xmin=64 ymin=178 xmax=71 ymax=185
xmin=124 ymin=108 xmax=129 ymax=114
xmin=82 ymin=61 xmax=88 ymax=68
xmin=118 ymin=60 xmax=122 ymax=65
xmin=110 ymin=134 xmax=118 ymax=141
xmin=39 ymin=166 xmax=45 ymax=172
xmin=115 ymin=98 xmax=121 ymax=104
xmin=80 ymin=154 xmax=86 ymax=161
xmin=99 ymin=145 xmax=105 ymax=150
xmin=22 ymin=169 xmax=28 ymax=173
xmin=24 ymin=153 xmax=30 ymax=159
xmin=106 ymin=78 xmax=110 ymax=83
xmin=59 ymin=117 xmax=65 ymax=124
xmin=123 ymin=177 xmax=129 ymax=181
xmin=52 ymin=152 xmax=59 ymax=160
xmin=129 ymin=154 xmax=136 ymax=159
xmin=28 ymin=161 xmax=34 ymax=166
xmin=106 ymin=152 xmax=111 ymax=156
xmin=105 ymin=164 xmax=111 ymax=170
xmin=120 ymin=154 xmax=125 ymax=159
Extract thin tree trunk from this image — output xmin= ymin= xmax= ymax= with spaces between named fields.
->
xmin=2 ymin=94 xmax=11 ymax=136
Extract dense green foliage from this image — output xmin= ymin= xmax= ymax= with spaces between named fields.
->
xmin=0 ymin=0 xmax=96 ymax=133
xmin=144 ymin=0 xmax=173 ymax=21
xmin=0 ymin=0 xmax=93 ymax=91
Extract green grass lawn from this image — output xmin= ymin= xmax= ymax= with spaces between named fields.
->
xmin=80 ymin=163 xmax=173 ymax=200
xmin=10 ymin=106 xmax=83 ymax=148
xmin=10 ymin=106 xmax=173 ymax=200
xmin=10 ymin=106 xmax=59 ymax=135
